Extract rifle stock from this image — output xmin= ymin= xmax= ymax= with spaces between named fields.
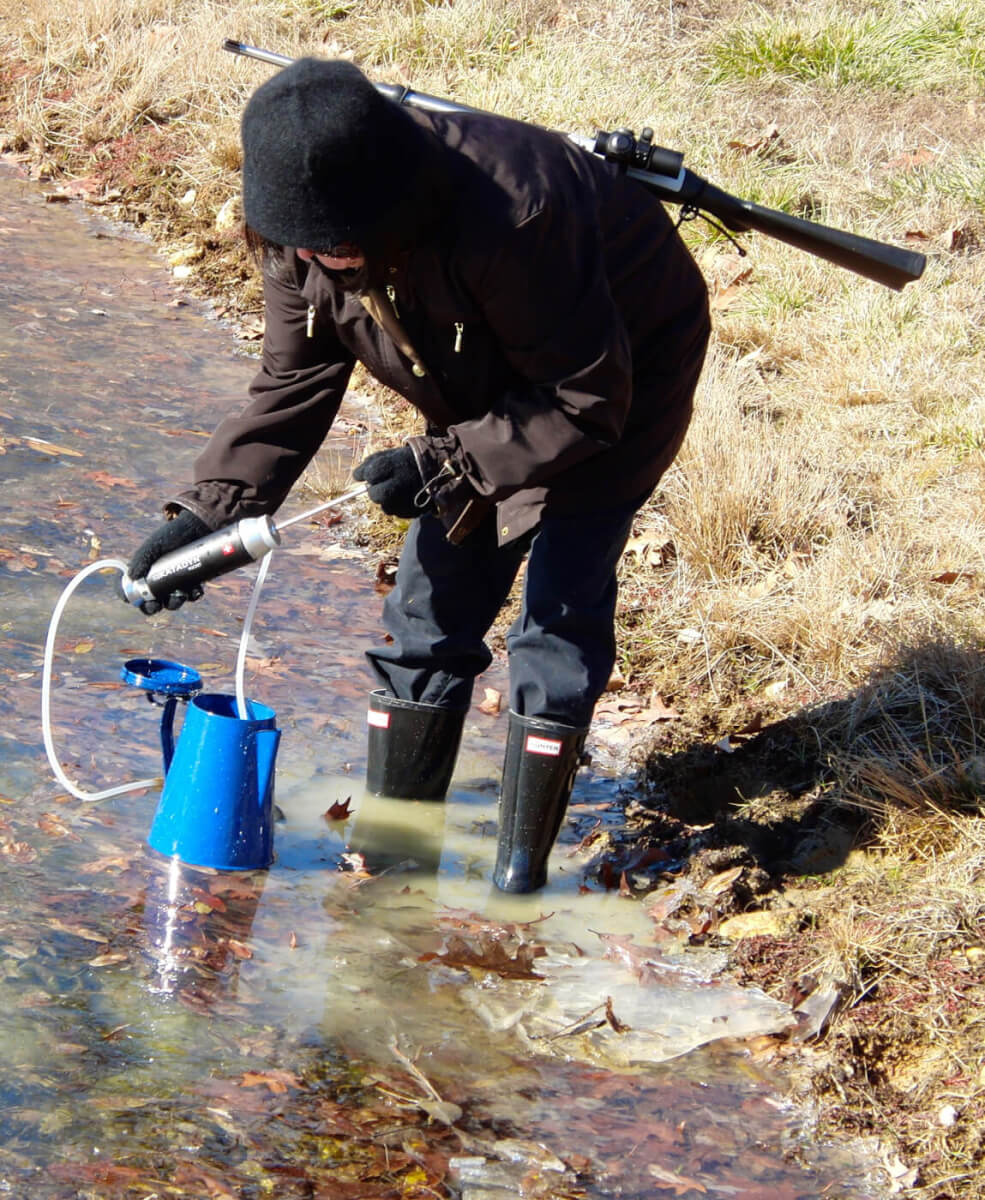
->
xmin=223 ymin=39 xmax=926 ymax=290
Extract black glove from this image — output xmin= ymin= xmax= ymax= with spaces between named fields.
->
xmin=125 ymin=509 xmax=210 ymax=615
xmin=352 ymin=447 xmax=424 ymax=518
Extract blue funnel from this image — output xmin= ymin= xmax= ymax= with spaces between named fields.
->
xmin=148 ymin=693 xmax=280 ymax=870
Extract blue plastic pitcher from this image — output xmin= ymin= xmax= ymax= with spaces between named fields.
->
xmin=147 ymin=691 xmax=280 ymax=870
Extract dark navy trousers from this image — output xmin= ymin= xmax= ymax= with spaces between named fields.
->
xmin=365 ymin=495 xmax=647 ymax=729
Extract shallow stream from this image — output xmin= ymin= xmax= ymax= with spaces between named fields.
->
xmin=0 ymin=162 xmax=882 ymax=1198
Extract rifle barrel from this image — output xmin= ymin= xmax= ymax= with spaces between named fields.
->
xmin=223 ymin=40 xmax=482 ymax=114
xmin=223 ymin=40 xmax=293 ymax=69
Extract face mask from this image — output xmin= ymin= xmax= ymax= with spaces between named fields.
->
xmin=314 ymin=259 xmax=378 ymax=294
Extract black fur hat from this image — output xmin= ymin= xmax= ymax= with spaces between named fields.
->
xmin=241 ymin=57 xmax=429 ymax=250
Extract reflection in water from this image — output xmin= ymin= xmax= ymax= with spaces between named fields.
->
xmin=0 ymin=162 xmax=884 ymax=1197
xmin=140 ymin=854 xmax=267 ymax=1004
xmin=343 ymin=790 xmax=447 ymax=876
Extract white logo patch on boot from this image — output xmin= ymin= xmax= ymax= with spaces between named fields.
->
xmin=367 ymin=710 xmax=391 ymax=729
xmin=525 ymin=734 xmax=562 ymax=757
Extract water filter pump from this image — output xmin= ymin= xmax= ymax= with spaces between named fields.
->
xmin=120 ymin=516 xmax=280 ymax=607
xmin=119 ymin=485 xmax=368 ymax=607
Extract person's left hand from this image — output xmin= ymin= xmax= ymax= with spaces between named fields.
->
xmin=353 ymin=447 xmax=423 ymax=518
xmin=124 ymin=509 xmax=210 ymax=615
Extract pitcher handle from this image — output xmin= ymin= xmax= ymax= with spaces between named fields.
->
xmin=160 ymin=695 xmax=178 ymax=774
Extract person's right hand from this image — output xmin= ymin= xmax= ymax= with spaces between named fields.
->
xmin=353 ymin=447 xmax=424 ymax=518
xmin=125 ymin=509 xmax=210 ymax=615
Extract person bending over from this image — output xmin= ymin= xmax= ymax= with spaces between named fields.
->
xmin=126 ymin=57 xmax=711 ymax=893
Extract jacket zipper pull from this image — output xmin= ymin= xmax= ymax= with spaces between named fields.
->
xmin=386 ymin=284 xmax=400 ymax=318
xmin=306 ymin=305 xmax=315 ymax=338
xmin=454 ymin=321 xmax=464 ymax=353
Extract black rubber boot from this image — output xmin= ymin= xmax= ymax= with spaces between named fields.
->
xmin=365 ymin=690 xmax=467 ymax=800
xmin=492 ymin=712 xmax=589 ymax=894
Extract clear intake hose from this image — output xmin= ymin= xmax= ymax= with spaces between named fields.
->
xmin=41 ymin=555 xmax=272 ymax=802
xmin=41 ymin=559 xmax=159 ymax=802
xmin=234 ymin=549 xmax=273 ymax=720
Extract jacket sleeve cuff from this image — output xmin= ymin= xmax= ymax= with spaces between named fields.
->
xmin=166 ymin=480 xmax=270 ymax=531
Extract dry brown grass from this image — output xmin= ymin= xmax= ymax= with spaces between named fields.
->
xmin=2 ymin=0 xmax=984 ymax=1192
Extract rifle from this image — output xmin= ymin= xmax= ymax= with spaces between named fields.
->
xmin=223 ymin=39 xmax=925 ymax=291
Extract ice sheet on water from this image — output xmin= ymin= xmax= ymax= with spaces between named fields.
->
xmin=462 ymin=943 xmax=794 ymax=1066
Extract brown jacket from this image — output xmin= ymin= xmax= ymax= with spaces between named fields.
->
xmin=174 ymin=107 xmax=710 ymax=544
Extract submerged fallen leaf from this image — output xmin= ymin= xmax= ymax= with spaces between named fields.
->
xmin=1 ymin=838 xmax=38 ymax=863
xmin=85 ymin=469 xmax=137 ymax=489
xmin=23 ymin=436 xmax=83 ymax=457
xmin=239 ymin=1069 xmax=299 ymax=1094
xmin=243 ymin=655 xmax=289 ymax=678
xmin=172 ymin=1163 xmax=240 ymax=1200
xmin=477 ymin=687 xmax=502 ymax=715
xmin=47 ymin=1165 xmax=151 ymax=1187
xmin=648 ymin=1162 xmax=708 ymax=1193
xmin=435 ymin=907 xmax=554 ymax=938
xmin=420 ymin=934 xmax=546 ymax=980
xmin=416 ymin=1097 xmax=463 ymax=1125
xmin=88 ymin=951 xmax=129 ymax=967
xmin=38 ymin=812 xmax=79 ymax=840
xmin=46 ymin=919 xmax=108 ymax=942
xmin=190 ymin=887 xmax=226 ymax=912
xmin=3 ymin=940 xmax=39 ymax=960
xmin=80 ymin=854 xmax=132 ymax=872
xmin=101 ymin=1024 xmax=132 ymax=1041
xmin=0 ymin=546 xmax=38 ymax=571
